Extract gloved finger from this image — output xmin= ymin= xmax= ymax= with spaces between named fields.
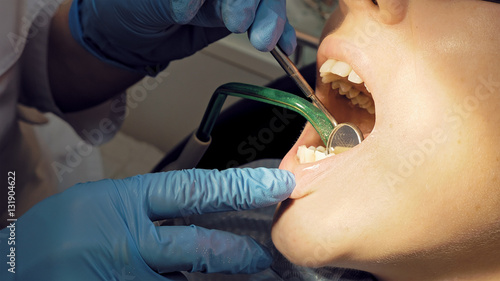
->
xmin=247 ymin=0 xmax=287 ymax=52
xmin=134 ymin=168 xmax=295 ymax=221
xmin=163 ymin=0 xmax=207 ymax=25
xmin=154 ymin=25 xmax=231 ymax=64
xmin=140 ymin=225 xmax=272 ymax=274
xmin=221 ymin=0 xmax=260 ymax=33
xmin=278 ymin=20 xmax=297 ymax=56
xmin=186 ymin=0 xmax=260 ymax=31
xmin=184 ymin=0 xmax=225 ymax=27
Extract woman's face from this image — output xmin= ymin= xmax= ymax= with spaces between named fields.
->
xmin=272 ymin=0 xmax=500 ymax=279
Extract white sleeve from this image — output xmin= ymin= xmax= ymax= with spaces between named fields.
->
xmin=18 ymin=0 xmax=126 ymax=145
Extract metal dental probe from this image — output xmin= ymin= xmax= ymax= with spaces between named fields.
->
xmin=270 ymin=46 xmax=364 ymax=152
xmin=271 ymin=46 xmax=337 ymax=126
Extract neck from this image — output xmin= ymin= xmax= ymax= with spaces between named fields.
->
xmin=363 ymin=238 xmax=500 ymax=281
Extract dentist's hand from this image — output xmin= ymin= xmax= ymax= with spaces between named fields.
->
xmin=69 ymin=0 xmax=297 ymax=75
xmin=0 ymin=168 xmax=295 ymax=281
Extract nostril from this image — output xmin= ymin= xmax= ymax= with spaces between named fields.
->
xmin=376 ymin=0 xmax=408 ymax=25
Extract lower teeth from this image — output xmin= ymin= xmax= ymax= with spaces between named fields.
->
xmin=331 ymin=81 xmax=375 ymax=115
xmin=297 ymin=145 xmax=351 ymax=164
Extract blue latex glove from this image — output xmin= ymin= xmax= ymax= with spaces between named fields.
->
xmin=69 ymin=0 xmax=297 ymax=75
xmin=0 ymin=168 xmax=295 ymax=280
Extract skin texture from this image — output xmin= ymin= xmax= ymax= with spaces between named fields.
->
xmin=272 ymin=1 xmax=500 ymax=280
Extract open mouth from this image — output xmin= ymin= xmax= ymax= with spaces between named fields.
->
xmin=294 ymin=57 xmax=377 ymax=165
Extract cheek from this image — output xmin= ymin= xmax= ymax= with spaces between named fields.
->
xmin=409 ymin=2 xmax=500 ymax=97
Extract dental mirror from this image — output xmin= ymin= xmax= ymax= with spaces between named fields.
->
xmin=327 ymin=123 xmax=364 ymax=153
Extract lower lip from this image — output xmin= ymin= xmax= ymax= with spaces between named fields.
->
xmin=283 ymin=130 xmax=371 ymax=199
xmin=288 ymin=163 xmax=324 ymax=199
xmin=281 ymin=143 xmax=336 ymax=199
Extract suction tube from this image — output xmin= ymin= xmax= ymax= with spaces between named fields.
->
xmin=196 ymin=83 xmax=334 ymax=146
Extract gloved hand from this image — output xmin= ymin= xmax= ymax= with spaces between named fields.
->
xmin=69 ymin=0 xmax=297 ymax=75
xmin=0 ymin=168 xmax=295 ymax=280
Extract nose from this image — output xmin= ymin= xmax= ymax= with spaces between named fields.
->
xmin=342 ymin=0 xmax=408 ymax=25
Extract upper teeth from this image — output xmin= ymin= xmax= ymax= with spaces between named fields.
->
xmin=320 ymin=59 xmax=375 ymax=115
xmin=320 ymin=59 xmax=363 ymax=84
xmin=348 ymin=70 xmax=363 ymax=84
